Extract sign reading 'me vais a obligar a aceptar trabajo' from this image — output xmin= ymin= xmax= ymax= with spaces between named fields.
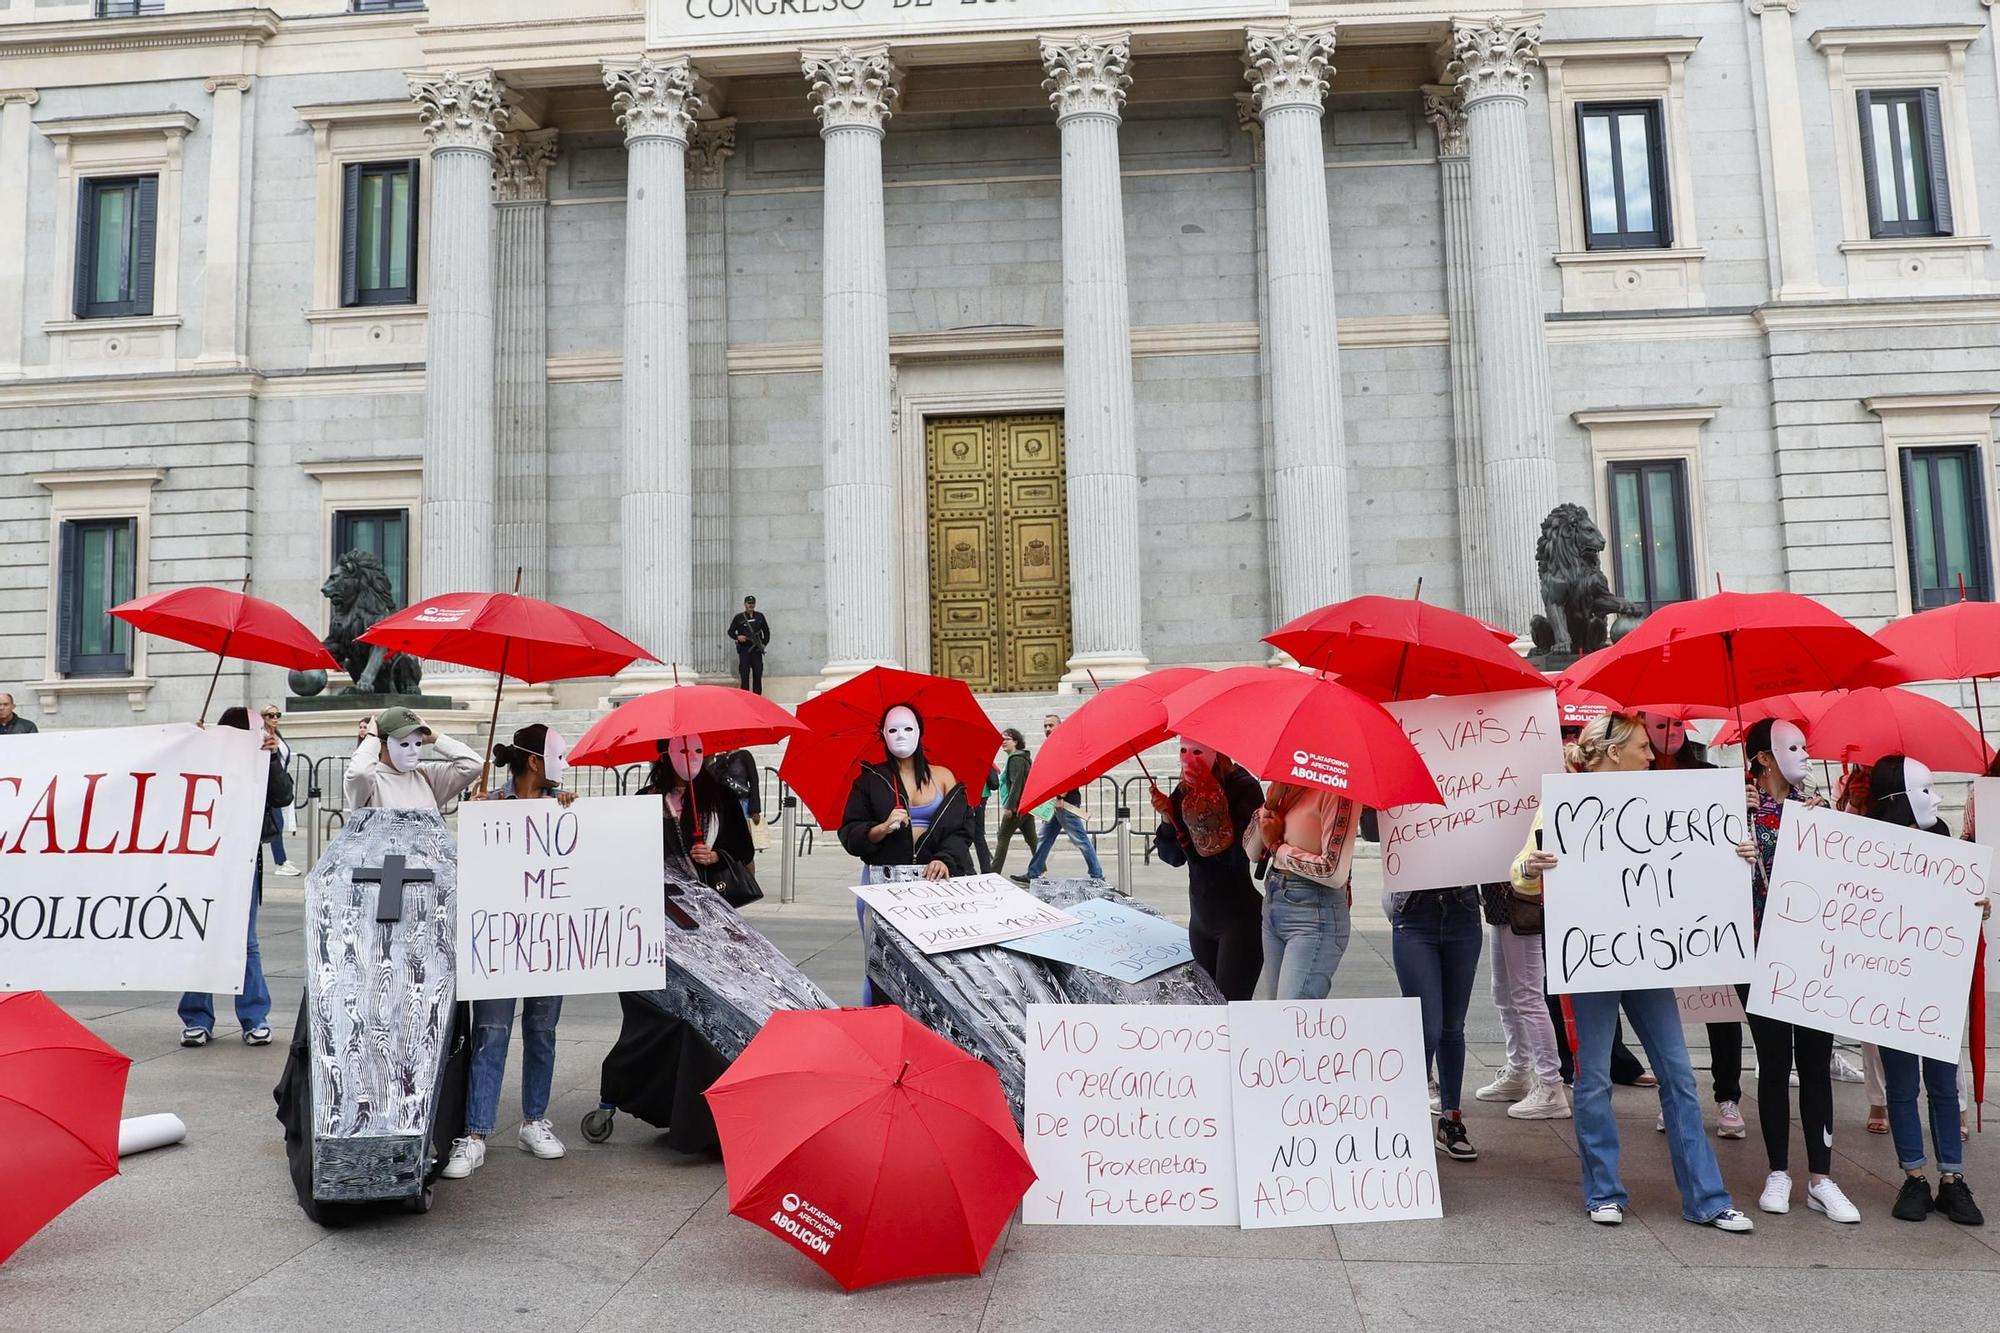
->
xmin=650 ymin=0 xmax=1283 ymax=49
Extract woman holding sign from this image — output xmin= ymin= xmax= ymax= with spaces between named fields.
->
xmin=1151 ymin=739 xmax=1265 ymax=1000
xmin=1869 ymin=755 xmax=1985 ymax=1226
xmin=1512 ymin=712 xmax=1758 ymax=1232
xmin=1243 ymin=781 xmax=1360 ymax=1003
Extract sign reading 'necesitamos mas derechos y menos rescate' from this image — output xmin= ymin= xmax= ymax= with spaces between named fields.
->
xmin=0 ymin=724 xmax=267 ymax=994
xmin=650 ymin=0 xmax=1282 ymax=49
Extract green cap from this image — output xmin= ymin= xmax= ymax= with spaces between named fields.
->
xmin=375 ymin=706 xmax=428 ymax=740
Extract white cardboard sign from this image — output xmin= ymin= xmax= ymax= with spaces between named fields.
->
xmin=1381 ymin=689 xmax=1563 ymax=892
xmin=1227 ymin=998 xmax=1442 ymax=1228
xmin=1748 ymin=801 xmax=1989 ymax=1061
xmin=456 ymin=795 xmax=667 ymax=999
xmin=1676 ymin=985 xmax=1746 ymax=1025
xmin=853 ymin=872 xmax=1076 ymax=954
xmin=0 ymin=724 xmax=265 ymax=993
xmin=1023 ymin=1004 xmax=1237 ymax=1226
xmin=1540 ymin=769 xmax=1757 ymax=994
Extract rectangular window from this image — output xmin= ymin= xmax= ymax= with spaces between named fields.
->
xmin=340 ymin=161 xmax=419 ymax=307
xmin=1858 ymin=89 xmax=1953 ymax=239
xmin=95 ymin=0 xmax=165 ymax=15
xmin=351 ymin=0 xmax=424 ymax=10
xmin=1606 ymin=459 xmax=1695 ymax=614
xmin=1576 ymin=101 xmax=1672 ymax=250
xmin=333 ymin=509 xmax=410 ymax=609
xmin=1901 ymin=446 xmax=1991 ymax=608
xmin=74 ymin=176 xmax=157 ymax=319
xmin=57 ymin=518 xmax=137 ymax=676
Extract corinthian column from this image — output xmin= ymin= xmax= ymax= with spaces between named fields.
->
xmin=493 ymin=129 xmax=557 ymax=600
xmin=1423 ymin=83 xmax=1494 ymax=626
xmin=1245 ymin=23 xmax=1347 ymax=624
xmin=803 ymin=45 xmax=902 ymax=685
xmin=1451 ymin=20 xmax=1557 ymax=638
xmin=1042 ymin=32 xmax=1148 ymax=686
xmin=605 ymin=57 xmax=701 ymax=674
xmin=411 ymin=71 xmax=509 ymax=627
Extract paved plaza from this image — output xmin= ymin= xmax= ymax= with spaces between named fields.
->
xmin=7 ymin=845 xmax=2000 ymax=1333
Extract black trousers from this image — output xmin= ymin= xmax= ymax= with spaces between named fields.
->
xmin=1734 ymin=983 xmax=1834 ymax=1174
xmin=1708 ymin=1020 xmax=1744 ymax=1103
xmin=1190 ymin=911 xmax=1263 ymax=1001
xmin=968 ymin=804 xmax=993 ymax=873
xmin=737 ymin=652 xmax=764 ymax=695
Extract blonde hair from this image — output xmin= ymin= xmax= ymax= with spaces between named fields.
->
xmin=1564 ymin=712 xmax=1646 ymax=773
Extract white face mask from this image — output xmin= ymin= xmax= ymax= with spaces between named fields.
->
xmin=1769 ymin=720 xmax=1810 ymax=787
xmin=668 ymin=735 xmax=705 ymax=784
xmin=1179 ymin=739 xmax=1213 ymax=780
xmin=1904 ymin=757 xmax=1942 ymax=828
xmin=539 ymin=728 xmax=568 ymax=789
xmin=1641 ymin=712 xmax=1686 ymax=758
xmin=882 ymin=706 xmax=921 ymax=761
xmin=385 ymin=734 xmax=423 ymax=774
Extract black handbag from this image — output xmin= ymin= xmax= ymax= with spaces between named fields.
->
xmin=708 ymin=848 xmax=764 ymax=909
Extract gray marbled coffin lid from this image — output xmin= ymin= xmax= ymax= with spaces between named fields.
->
xmin=304 ymin=807 xmax=457 ymax=1197
xmin=651 ymin=874 xmax=834 ymax=1060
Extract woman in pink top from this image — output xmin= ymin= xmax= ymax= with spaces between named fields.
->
xmin=1243 ymin=780 xmax=1360 ymax=1001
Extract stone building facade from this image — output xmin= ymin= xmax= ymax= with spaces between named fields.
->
xmin=2 ymin=0 xmax=1999 ymax=725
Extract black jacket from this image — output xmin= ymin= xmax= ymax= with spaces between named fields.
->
xmin=1154 ymin=765 xmax=1264 ymax=921
xmin=708 ymin=749 xmax=762 ymax=820
xmin=839 ymin=762 xmax=976 ymax=875
xmin=639 ymin=769 xmax=755 ymax=875
xmin=727 ymin=611 xmax=771 ymax=658
xmin=262 ymin=751 xmax=295 ymax=844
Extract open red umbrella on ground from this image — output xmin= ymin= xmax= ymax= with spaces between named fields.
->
xmin=703 ymin=1007 xmax=1033 ymax=1291
xmin=569 ymin=685 xmax=809 ymax=769
xmin=111 ymin=586 xmax=339 ymax=724
xmin=778 ymin=667 xmax=1001 ymax=830
xmin=1017 ymin=667 xmax=1210 ymax=812
xmin=0 ymin=992 xmax=130 ymax=1264
xmin=1163 ymin=666 xmax=1442 ymax=808
xmin=1266 ymin=593 xmax=1543 ymax=701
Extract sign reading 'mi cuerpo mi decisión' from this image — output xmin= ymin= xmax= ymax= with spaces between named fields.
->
xmin=650 ymin=0 xmax=1284 ymax=49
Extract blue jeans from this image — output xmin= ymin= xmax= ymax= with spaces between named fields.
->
xmin=1259 ymin=872 xmax=1351 ymax=1001
xmin=1880 ymin=1047 xmax=1963 ymax=1174
xmin=1025 ymin=808 xmax=1103 ymax=879
xmin=1390 ymin=887 xmax=1484 ymax=1113
xmin=1570 ymin=987 xmax=1733 ymax=1221
xmin=466 ymin=994 xmax=562 ymax=1136
xmin=268 ymin=830 xmax=288 ymax=866
xmin=177 ymin=860 xmax=270 ymax=1033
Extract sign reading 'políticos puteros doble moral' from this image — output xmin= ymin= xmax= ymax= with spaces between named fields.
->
xmin=649 ymin=0 xmax=1285 ymax=50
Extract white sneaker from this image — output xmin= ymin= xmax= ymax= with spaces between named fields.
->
xmin=1588 ymin=1203 xmax=1624 ymax=1225
xmin=1807 ymin=1177 xmax=1860 ymax=1224
xmin=1655 ymin=1111 xmax=1666 ymax=1133
xmin=1759 ymin=1170 xmax=1793 ymax=1214
xmin=1428 ymin=1078 xmax=1441 ymax=1115
xmin=1830 ymin=1052 xmax=1866 ymax=1084
xmin=1716 ymin=1100 xmax=1747 ymax=1139
xmin=518 ymin=1118 xmax=566 ymax=1159
xmin=1507 ymin=1081 xmax=1571 ymax=1120
xmin=1476 ymin=1066 xmax=1533 ymax=1102
xmin=271 ymin=863 xmax=303 ymax=878
xmin=1704 ymin=1208 xmax=1755 ymax=1233
xmin=441 ymin=1136 xmax=485 ymax=1179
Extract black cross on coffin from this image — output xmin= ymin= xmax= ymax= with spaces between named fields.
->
xmin=352 ymin=855 xmax=435 ymax=923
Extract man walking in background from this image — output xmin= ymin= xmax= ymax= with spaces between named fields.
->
xmin=727 ymin=595 xmax=771 ymax=695
xmin=0 ymin=692 xmax=36 ymax=735
xmin=1019 ymin=712 xmax=1104 ymax=883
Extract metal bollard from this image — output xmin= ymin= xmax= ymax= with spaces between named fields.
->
xmin=1115 ymin=805 xmax=1132 ymax=895
xmin=780 ymin=794 xmax=798 ymax=904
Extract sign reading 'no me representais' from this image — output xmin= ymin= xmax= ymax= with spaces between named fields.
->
xmin=0 ymin=724 xmax=266 ymax=993
xmin=1023 ymin=1004 xmax=1236 ymax=1226
xmin=1749 ymin=801 xmax=1989 ymax=1062
xmin=456 ymin=795 xmax=667 ymax=1000
xmin=1540 ymin=769 xmax=1756 ymax=994
xmin=853 ymin=872 xmax=1076 ymax=954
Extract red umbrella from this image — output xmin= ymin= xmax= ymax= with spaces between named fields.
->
xmin=1266 ymin=594 xmax=1544 ymax=701
xmin=1163 ymin=666 xmax=1442 ymax=808
xmin=569 ymin=685 xmax=809 ymax=769
xmin=1016 ymin=667 xmax=1210 ymax=812
xmin=1877 ymin=598 xmax=2000 ymax=746
xmin=111 ymin=586 xmax=339 ymax=723
xmin=703 ymin=1007 xmax=1033 ymax=1290
xmin=0 ymin=992 xmax=130 ymax=1264
xmin=778 ymin=667 xmax=1001 ymax=830
xmin=1803 ymin=687 xmax=1993 ymax=774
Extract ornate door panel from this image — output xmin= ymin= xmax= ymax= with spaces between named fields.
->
xmin=927 ymin=414 xmax=1070 ymax=693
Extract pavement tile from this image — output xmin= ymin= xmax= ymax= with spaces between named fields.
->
xmin=979 ymin=1250 xmax=1363 ymax=1333
xmin=1344 ymin=1256 xmax=1743 ymax=1333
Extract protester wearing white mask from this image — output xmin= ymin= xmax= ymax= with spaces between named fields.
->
xmin=639 ymin=733 xmax=757 ymax=897
xmin=1740 ymin=719 xmax=1858 ymax=1223
xmin=839 ymin=704 xmax=977 ymax=1003
xmin=343 ymin=705 xmax=480 ymax=811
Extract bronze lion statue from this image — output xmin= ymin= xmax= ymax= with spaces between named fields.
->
xmin=321 ymin=549 xmax=423 ymax=695
xmin=1528 ymin=503 xmax=1644 ymax=660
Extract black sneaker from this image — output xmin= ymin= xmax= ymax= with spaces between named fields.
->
xmin=1435 ymin=1116 xmax=1478 ymax=1162
xmin=1936 ymin=1176 xmax=1984 ymax=1226
xmin=1893 ymin=1175 xmax=1934 ymax=1222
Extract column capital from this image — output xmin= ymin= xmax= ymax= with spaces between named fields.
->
xmin=410 ymin=70 xmax=511 ymax=155
xmin=1243 ymin=23 xmax=1336 ymax=116
xmin=0 ymin=89 xmax=39 ymax=107
xmin=203 ymin=75 xmax=252 ymax=95
xmin=493 ymin=128 xmax=558 ymax=203
xmin=1040 ymin=32 xmax=1131 ymax=122
xmin=1748 ymin=0 xmax=1799 ymax=13
xmin=1449 ymin=18 xmax=1541 ymax=106
xmin=802 ymin=44 xmax=899 ymax=134
xmin=687 ymin=117 xmax=737 ymax=191
xmin=1234 ymin=92 xmax=1265 ymax=163
xmin=604 ymin=56 xmax=703 ymax=145
xmin=1421 ymin=83 xmax=1469 ymax=158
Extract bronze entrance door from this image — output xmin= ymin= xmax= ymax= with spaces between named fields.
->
xmin=926 ymin=415 xmax=1071 ymax=693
